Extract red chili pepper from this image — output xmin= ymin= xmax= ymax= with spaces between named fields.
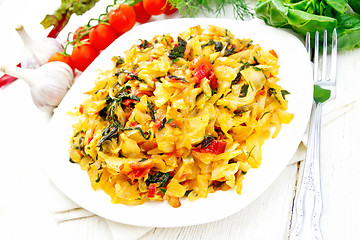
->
xmin=199 ymin=140 xmax=227 ymax=155
xmin=0 ymin=69 xmax=19 ymax=87
xmin=47 ymin=14 xmax=71 ymax=39
xmin=148 ymin=183 xmax=156 ymax=198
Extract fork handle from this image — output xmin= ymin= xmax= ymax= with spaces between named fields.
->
xmin=289 ymin=102 xmax=323 ymax=240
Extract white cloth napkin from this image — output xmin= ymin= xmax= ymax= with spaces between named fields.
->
xmin=48 ymin=96 xmax=355 ymax=240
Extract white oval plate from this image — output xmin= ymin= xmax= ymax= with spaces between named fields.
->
xmin=41 ymin=18 xmax=312 ymax=228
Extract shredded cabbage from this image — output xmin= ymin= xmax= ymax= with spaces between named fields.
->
xmin=69 ymin=25 xmax=293 ymax=208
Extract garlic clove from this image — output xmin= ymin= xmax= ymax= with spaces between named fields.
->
xmin=0 ymin=62 xmax=74 ymax=112
xmin=15 ymin=25 xmax=64 ymax=69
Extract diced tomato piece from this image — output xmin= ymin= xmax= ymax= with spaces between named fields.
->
xmin=148 ymin=183 xmax=156 ymax=198
xmin=191 ymin=55 xmax=212 ymax=70
xmin=149 ymin=56 xmax=158 ymax=62
xmin=154 ymin=119 xmax=162 ymax=129
xmin=168 ymin=119 xmax=182 ymax=129
xmin=79 ymin=104 xmax=84 ymax=114
xmin=199 ymin=140 xmax=227 ymax=154
xmin=128 ymin=121 xmax=138 ymax=127
xmin=131 ymin=87 xmax=154 ymax=97
xmin=122 ymin=99 xmax=135 ymax=106
xmin=269 ymin=49 xmax=278 ymax=58
xmin=124 ymin=110 xmax=133 ymax=120
xmin=259 ymin=89 xmax=266 ymax=96
xmin=209 ymin=71 xmax=218 ymax=89
xmin=194 ymin=63 xmax=211 ymax=82
xmin=168 ymin=196 xmax=181 ymax=208
xmin=166 ymin=147 xmax=183 ymax=158
xmin=129 ymin=161 xmax=154 ymax=179
xmin=212 ymin=181 xmax=223 ymax=190
xmin=119 ymin=164 xmax=124 ymax=171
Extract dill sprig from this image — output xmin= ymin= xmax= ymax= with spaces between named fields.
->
xmin=168 ymin=0 xmax=253 ymax=19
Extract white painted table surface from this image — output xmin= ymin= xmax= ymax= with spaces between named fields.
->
xmin=0 ymin=0 xmax=359 ymax=239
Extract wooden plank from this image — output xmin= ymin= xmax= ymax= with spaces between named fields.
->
xmin=141 ymin=163 xmax=298 ymax=240
xmin=289 ymin=49 xmax=360 ymax=239
xmin=56 ymin=217 xmax=112 ymax=240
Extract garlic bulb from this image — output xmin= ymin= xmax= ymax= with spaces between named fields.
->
xmin=15 ymin=25 xmax=64 ymax=69
xmin=0 ymin=62 xmax=74 ymax=112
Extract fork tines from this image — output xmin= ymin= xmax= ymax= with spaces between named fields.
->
xmin=306 ymin=29 xmax=337 ymax=83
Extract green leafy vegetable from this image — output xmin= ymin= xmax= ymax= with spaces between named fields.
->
xmin=349 ymin=0 xmax=360 ymax=13
xmin=145 ymin=172 xmax=170 ymax=187
xmin=240 ymin=84 xmax=249 ymax=97
xmin=314 ymin=85 xmax=331 ymax=103
xmin=113 ymin=56 xmax=125 ymax=67
xmin=147 ymin=100 xmax=156 ymax=121
xmin=41 ymin=0 xmax=100 ymax=30
xmin=224 ymin=45 xmax=236 ymax=57
xmin=95 ymin=172 xmax=103 ymax=183
xmin=196 ymin=135 xmax=216 ymax=148
xmin=336 ymin=14 xmax=360 ymax=50
xmin=158 ymin=118 xmax=167 ymax=132
xmin=168 ymin=74 xmax=187 ymax=83
xmin=269 ymin=87 xmax=281 ymax=104
xmin=201 ymin=39 xmax=216 ymax=48
xmin=168 ymin=37 xmax=187 ymax=60
xmin=138 ymin=39 xmax=153 ymax=49
xmin=116 ymin=69 xmax=145 ymax=82
xmin=281 ymin=89 xmax=290 ymax=99
xmin=254 ymin=0 xmax=360 ymax=51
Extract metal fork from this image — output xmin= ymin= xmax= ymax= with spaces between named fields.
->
xmin=289 ymin=29 xmax=337 ymax=240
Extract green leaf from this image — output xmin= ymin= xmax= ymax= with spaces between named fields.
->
xmin=324 ymin=0 xmax=347 ymax=14
xmin=255 ymin=0 xmax=289 ymax=27
xmin=254 ymin=0 xmax=360 ymax=51
xmin=349 ymin=0 xmax=360 ymax=14
xmin=336 ymin=14 xmax=360 ymax=50
xmin=314 ymin=85 xmax=331 ymax=103
xmin=287 ymin=9 xmax=337 ymax=37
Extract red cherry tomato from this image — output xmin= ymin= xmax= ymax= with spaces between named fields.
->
xmin=132 ymin=1 xmax=152 ymax=23
xmin=71 ymin=43 xmax=99 ymax=72
xmin=143 ymin=0 xmax=166 ymax=15
xmin=164 ymin=2 xmax=177 ymax=15
xmin=108 ymin=4 xmax=136 ymax=34
xmin=89 ymin=24 xmax=118 ymax=51
xmin=73 ymin=26 xmax=89 ymax=42
xmin=48 ymin=52 xmax=75 ymax=72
